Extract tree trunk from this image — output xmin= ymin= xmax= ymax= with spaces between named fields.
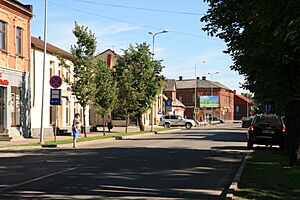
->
xmin=286 ymin=101 xmax=300 ymax=165
xmin=83 ymin=106 xmax=87 ymax=138
xmin=137 ymin=113 xmax=145 ymax=131
xmin=125 ymin=112 xmax=129 ymax=133
xmin=102 ymin=116 xmax=106 ymax=136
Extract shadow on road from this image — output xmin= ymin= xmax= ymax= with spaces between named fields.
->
xmin=0 ymin=146 xmax=245 ymax=199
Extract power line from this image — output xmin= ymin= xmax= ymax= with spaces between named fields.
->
xmin=48 ymin=1 xmax=218 ymax=41
xmin=56 ymin=0 xmax=204 ymax=16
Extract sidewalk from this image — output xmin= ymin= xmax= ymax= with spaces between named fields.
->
xmin=0 ymin=125 xmax=158 ymax=148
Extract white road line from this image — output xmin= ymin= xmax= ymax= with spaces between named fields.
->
xmin=0 ymin=167 xmax=78 ymax=192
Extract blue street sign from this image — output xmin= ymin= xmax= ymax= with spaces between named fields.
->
xmin=166 ymin=98 xmax=172 ymax=107
xmin=50 ymin=89 xmax=61 ymax=105
xmin=264 ymin=104 xmax=272 ymax=113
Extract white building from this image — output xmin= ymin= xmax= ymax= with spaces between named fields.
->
xmin=30 ymin=36 xmax=89 ymax=137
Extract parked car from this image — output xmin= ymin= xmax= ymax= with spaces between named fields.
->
xmin=247 ymin=114 xmax=286 ymax=149
xmin=159 ymin=115 xmax=195 ymax=129
xmin=242 ymin=117 xmax=253 ymax=128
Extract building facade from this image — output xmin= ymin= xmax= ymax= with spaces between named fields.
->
xmin=30 ymin=36 xmax=89 ymax=137
xmin=176 ymin=76 xmax=234 ymax=121
xmin=234 ymin=94 xmax=255 ymax=120
xmin=0 ymin=0 xmax=32 ymax=140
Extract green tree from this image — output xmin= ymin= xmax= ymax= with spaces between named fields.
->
xmin=92 ymin=60 xmax=116 ymax=135
xmin=59 ymin=22 xmax=97 ymax=137
xmin=201 ymin=0 xmax=300 ymax=164
xmin=115 ymin=43 xmax=164 ymax=131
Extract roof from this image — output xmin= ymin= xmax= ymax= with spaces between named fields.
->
xmin=176 ymin=79 xmax=232 ymax=91
xmin=31 ymin=36 xmax=73 ymax=60
xmin=164 ymin=79 xmax=176 ymax=91
xmin=95 ymin=49 xmax=122 ymax=58
xmin=235 ymin=94 xmax=255 ymax=105
xmin=2 ymin=0 xmax=33 ymax=17
xmin=162 ymin=94 xmax=186 ymax=108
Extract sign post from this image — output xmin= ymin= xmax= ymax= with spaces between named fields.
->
xmin=50 ymin=76 xmax=62 ymax=142
xmin=166 ymin=98 xmax=172 ymax=113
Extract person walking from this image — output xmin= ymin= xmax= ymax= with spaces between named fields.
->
xmin=72 ymin=113 xmax=81 ymax=148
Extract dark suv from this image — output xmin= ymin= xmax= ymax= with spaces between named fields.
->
xmin=247 ymin=115 xmax=286 ymax=149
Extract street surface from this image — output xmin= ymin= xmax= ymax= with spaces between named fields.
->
xmin=0 ymin=123 xmax=248 ymax=199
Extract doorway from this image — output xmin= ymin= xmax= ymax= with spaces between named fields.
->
xmin=0 ymin=87 xmax=6 ymax=133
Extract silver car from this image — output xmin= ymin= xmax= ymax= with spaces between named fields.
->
xmin=159 ymin=115 xmax=195 ymax=129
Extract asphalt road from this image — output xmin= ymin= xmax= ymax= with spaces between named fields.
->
xmin=0 ymin=123 xmax=248 ymax=199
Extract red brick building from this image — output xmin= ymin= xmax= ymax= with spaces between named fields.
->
xmin=176 ymin=76 xmax=234 ymax=121
xmin=234 ymin=94 xmax=255 ymax=120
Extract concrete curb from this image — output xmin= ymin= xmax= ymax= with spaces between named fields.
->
xmin=226 ymin=154 xmax=249 ymax=200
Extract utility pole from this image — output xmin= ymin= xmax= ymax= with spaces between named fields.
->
xmin=40 ymin=0 xmax=47 ymax=144
xmin=149 ymin=29 xmax=168 ymax=132
xmin=208 ymin=72 xmax=219 ymax=123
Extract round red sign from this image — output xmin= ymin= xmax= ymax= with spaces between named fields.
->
xmin=49 ymin=75 xmax=62 ymax=88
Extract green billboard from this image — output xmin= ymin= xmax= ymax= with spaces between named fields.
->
xmin=200 ymin=96 xmax=219 ymax=108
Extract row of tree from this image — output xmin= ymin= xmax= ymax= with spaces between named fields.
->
xmin=59 ymin=22 xmax=164 ymax=136
xmin=201 ymin=0 xmax=300 ymax=164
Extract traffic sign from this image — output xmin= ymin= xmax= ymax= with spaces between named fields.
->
xmin=50 ymin=89 xmax=61 ymax=105
xmin=194 ymin=107 xmax=200 ymax=114
xmin=50 ymin=75 xmax=62 ymax=88
xmin=166 ymin=98 xmax=172 ymax=107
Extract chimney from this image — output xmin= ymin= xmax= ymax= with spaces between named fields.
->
xmin=197 ymin=77 xmax=200 ymax=80
xmin=202 ymin=76 xmax=206 ymax=80
xmin=179 ymin=76 xmax=183 ymax=81
xmin=38 ymin=36 xmax=41 ymax=40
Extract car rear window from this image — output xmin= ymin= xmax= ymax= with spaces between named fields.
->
xmin=164 ymin=116 xmax=170 ymax=119
xmin=254 ymin=116 xmax=282 ymax=127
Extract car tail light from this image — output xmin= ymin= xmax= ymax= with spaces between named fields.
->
xmin=249 ymin=125 xmax=254 ymax=131
xmin=282 ymin=125 xmax=286 ymax=133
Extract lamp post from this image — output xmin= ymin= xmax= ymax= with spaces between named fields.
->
xmin=194 ymin=61 xmax=206 ymax=121
xmin=208 ymin=72 xmax=219 ymax=123
xmin=149 ymin=29 xmax=168 ymax=132
xmin=40 ymin=0 xmax=48 ymax=144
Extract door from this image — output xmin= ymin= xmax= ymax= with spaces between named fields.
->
xmin=0 ymin=87 xmax=6 ymax=133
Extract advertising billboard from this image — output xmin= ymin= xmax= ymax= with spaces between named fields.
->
xmin=200 ymin=96 xmax=219 ymax=108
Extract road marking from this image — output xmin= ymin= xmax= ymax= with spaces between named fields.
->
xmin=0 ymin=167 xmax=78 ymax=192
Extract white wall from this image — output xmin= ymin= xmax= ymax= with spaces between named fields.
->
xmin=30 ymin=48 xmax=89 ymax=137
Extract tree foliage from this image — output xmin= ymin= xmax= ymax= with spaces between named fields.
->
xmin=115 ymin=43 xmax=164 ymax=131
xmin=201 ymin=0 xmax=300 ymax=163
xmin=59 ymin=22 xmax=97 ymax=137
xmin=92 ymin=60 xmax=116 ymax=135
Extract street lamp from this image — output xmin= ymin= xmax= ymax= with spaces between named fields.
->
xmin=208 ymin=72 xmax=219 ymax=123
xmin=149 ymin=29 xmax=168 ymax=132
xmin=194 ymin=61 xmax=206 ymax=122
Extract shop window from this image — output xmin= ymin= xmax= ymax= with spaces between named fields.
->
xmin=11 ymin=87 xmax=20 ymax=127
xmin=16 ymin=27 xmax=23 ymax=55
xmin=0 ymin=21 xmax=7 ymax=51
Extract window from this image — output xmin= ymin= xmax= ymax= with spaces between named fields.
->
xmin=58 ymin=65 xmax=62 ymax=77
xmin=50 ymin=61 xmax=54 ymax=77
xmin=49 ymin=106 xmax=55 ymax=125
xmin=66 ymin=100 xmax=70 ymax=125
xmin=11 ymin=87 xmax=20 ymax=127
xmin=0 ymin=21 xmax=6 ymax=51
xmin=236 ymin=106 xmax=240 ymax=113
xmin=16 ymin=27 xmax=22 ymax=55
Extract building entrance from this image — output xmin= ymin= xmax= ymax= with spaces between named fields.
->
xmin=0 ymin=87 xmax=6 ymax=133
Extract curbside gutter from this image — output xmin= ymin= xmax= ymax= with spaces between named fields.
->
xmin=226 ymin=154 xmax=249 ymax=200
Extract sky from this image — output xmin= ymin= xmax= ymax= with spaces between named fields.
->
xmin=23 ymin=0 xmax=246 ymax=93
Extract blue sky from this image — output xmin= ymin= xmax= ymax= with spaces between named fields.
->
xmin=23 ymin=0 xmax=245 ymax=93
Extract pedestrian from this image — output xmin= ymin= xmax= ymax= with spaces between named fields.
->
xmin=72 ymin=113 xmax=81 ymax=148
xmin=106 ymin=115 xmax=113 ymax=132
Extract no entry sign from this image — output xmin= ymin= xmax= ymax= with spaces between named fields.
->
xmin=50 ymin=75 xmax=62 ymax=88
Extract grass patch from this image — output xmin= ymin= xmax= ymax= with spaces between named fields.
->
xmin=234 ymin=151 xmax=300 ymax=200
xmin=14 ymin=127 xmax=174 ymax=147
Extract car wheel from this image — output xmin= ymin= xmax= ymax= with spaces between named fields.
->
xmin=185 ymin=123 xmax=192 ymax=129
xmin=164 ymin=123 xmax=170 ymax=128
xmin=247 ymin=141 xmax=253 ymax=149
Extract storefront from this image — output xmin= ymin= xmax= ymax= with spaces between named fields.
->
xmin=0 ymin=69 xmax=30 ymax=138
